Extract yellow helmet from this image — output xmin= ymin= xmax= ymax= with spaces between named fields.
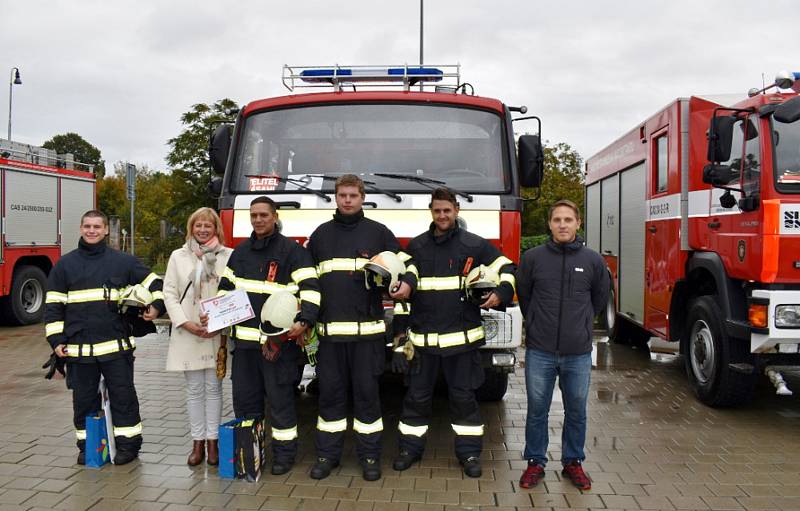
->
xmin=118 ymin=284 xmax=153 ymax=313
xmin=260 ymin=291 xmax=299 ymax=337
xmin=464 ymin=265 xmax=500 ymax=305
xmin=364 ymin=251 xmax=406 ymax=291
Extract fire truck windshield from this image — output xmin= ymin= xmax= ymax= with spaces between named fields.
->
xmin=773 ymin=116 xmax=800 ymax=193
xmin=230 ymin=103 xmax=509 ymax=194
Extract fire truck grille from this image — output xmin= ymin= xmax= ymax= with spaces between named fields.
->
xmin=481 ymin=310 xmax=514 ymax=347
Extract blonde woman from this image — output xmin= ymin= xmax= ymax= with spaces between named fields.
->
xmin=164 ymin=207 xmax=232 ymax=466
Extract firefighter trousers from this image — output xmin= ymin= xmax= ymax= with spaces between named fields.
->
xmin=231 ymin=342 xmax=300 ymax=464
xmin=68 ymin=353 xmax=143 ymax=454
xmin=398 ymin=349 xmax=485 ymax=461
xmin=315 ymin=340 xmax=385 ymax=462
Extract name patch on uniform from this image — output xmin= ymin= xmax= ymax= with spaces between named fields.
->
xmin=574 ymin=267 xmax=584 ymax=272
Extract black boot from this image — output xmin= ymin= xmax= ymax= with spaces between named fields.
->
xmin=309 ymin=457 xmax=339 ymax=480
xmin=271 ymin=459 xmax=294 ymax=476
xmin=361 ymin=458 xmax=381 ymax=481
xmin=77 ymin=451 xmax=85 ymax=465
xmin=392 ymin=450 xmax=421 ymax=471
xmin=460 ymin=456 xmax=482 ymax=478
xmin=113 ymin=449 xmax=139 ymax=465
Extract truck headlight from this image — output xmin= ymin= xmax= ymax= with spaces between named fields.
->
xmin=775 ymin=305 xmax=800 ymax=328
xmin=483 ymin=319 xmax=498 ymax=340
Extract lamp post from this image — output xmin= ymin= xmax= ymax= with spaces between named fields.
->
xmin=7 ymin=67 xmax=22 ymax=141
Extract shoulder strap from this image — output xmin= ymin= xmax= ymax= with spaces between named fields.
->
xmin=179 ymin=281 xmax=192 ymax=304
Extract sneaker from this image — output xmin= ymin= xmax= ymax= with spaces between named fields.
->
xmin=392 ymin=450 xmax=421 ymax=471
xmin=361 ymin=457 xmax=381 ymax=481
xmin=460 ymin=456 xmax=482 ymax=478
xmin=76 ymin=451 xmax=85 ymax=466
xmin=561 ymin=461 xmax=591 ymax=491
xmin=309 ymin=457 xmax=339 ymax=480
xmin=519 ymin=462 xmax=545 ymax=489
xmin=113 ymin=450 xmax=139 ymax=466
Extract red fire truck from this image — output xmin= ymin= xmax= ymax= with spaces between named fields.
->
xmin=585 ymin=71 xmax=800 ymax=406
xmin=208 ymin=64 xmax=544 ymax=400
xmin=0 ymin=140 xmax=96 ymax=325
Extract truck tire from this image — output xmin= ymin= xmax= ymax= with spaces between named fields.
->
xmin=603 ymin=286 xmax=617 ymax=339
xmin=684 ymin=296 xmax=756 ymax=407
xmin=2 ymin=265 xmax=48 ymax=325
xmin=475 ymin=370 xmax=508 ymax=402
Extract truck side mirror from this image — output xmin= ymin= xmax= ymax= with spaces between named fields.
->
xmin=208 ymin=176 xmax=223 ymax=198
xmin=706 ymin=115 xmax=736 ymax=162
xmin=702 ymin=163 xmax=738 ymax=186
xmin=774 ymin=96 xmax=800 ymax=124
xmin=518 ymin=134 xmax=544 ymax=187
xmin=209 ymin=124 xmax=233 ymax=175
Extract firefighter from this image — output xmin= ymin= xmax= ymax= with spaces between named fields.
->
xmin=390 ymin=188 xmax=516 ymax=478
xmin=45 ymin=209 xmax=165 ymax=466
xmin=216 ymin=196 xmax=319 ymax=476
xmin=307 ymin=174 xmax=410 ymax=482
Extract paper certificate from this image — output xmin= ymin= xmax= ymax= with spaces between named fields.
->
xmin=200 ymin=289 xmax=255 ymax=332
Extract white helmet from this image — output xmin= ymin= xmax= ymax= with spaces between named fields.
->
xmin=464 ymin=265 xmax=500 ymax=305
xmin=260 ymin=291 xmax=299 ymax=337
xmin=118 ymin=284 xmax=153 ymax=313
xmin=364 ymin=251 xmax=406 ymax=291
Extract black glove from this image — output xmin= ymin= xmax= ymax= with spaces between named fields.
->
xmin=42 ymin=353 xmax=65 ymax=380
xmin=391 ymin=350 xmax=409 ymax=374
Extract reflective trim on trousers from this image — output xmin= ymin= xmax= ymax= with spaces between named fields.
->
xmin=75 ymin=429 xmax=87 ymax=440
xmin=272 ymin=425 xmax=298 ymax=441
xmin=353 ymin=417 xmax=384 ymax=435
xmin=114 ymin=422 xmax=143 ymax=438
xmin=452 ymin=423 xmax=484 ymax=436
xmin=317 ymin=417 xmax=348 ymax=433
xmin=398 ymin=421 xmax=428 ymax=437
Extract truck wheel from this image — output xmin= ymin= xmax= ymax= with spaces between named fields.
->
xmin=684 ymin=296 xmax=756 ymax=407
xmin=603 ymin=286 xmax=617 ymax=339
xmin=2 ymin=266 xmax=48 ymax=325
xmin=475 ymin=370 xmax=508 ymax=402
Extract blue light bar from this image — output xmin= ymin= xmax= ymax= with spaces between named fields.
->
xmin=299 ymin=67 xmax=443 ymax=84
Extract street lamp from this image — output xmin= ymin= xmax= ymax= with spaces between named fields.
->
xmin=8 ymin=67 xmax=22 ymax=141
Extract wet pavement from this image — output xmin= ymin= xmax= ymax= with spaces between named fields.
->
xmin=1 ymin=324 xmax=800 ymax=510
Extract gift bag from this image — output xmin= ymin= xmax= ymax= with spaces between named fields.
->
xmin=85 ymin=412 xmax=111 ymax=468
xmin=235 ymin=418 xmax=266 ymax=482
xmin=218 ymin=418 xmax=244 ymax=479
xmin=99 ymin=377 xmax=116 ymax=462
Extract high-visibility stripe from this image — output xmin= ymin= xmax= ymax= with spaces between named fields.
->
xmin=300 ymin=290 xmax=321 ymax=306
xmin=398 ymin=422 xmax=428 ymax=437
xmin=397 ymin=251 xmax=412 ymax=263
xmin=66 ymin=288 xmax=121 ymax=303
xmin=317 ymin=258 xmax=368 ymax=275
xmin=317 ymin=417 xmax=347 ymax=433
xmin=488 ymin=256 xmax=513 ymax=273
xmin=65 ymin=338 xmax=136 ymax=357
xmin=46 ymin=291 xmax=68 ymax=304
xmin=140 ymin=273 xmax=159 ymax=289
xmin=114 ymin=423 xmax=143 ymax=438
xmin=408 ymin=326 xmax=484 ymax=348
xmin=417 ymin=276 xmax=462 ymax=291
xmin=75 ymin=429 xmax=86 ymax=440
xmin=499 ymin=273 xmax=516 ymax=292
xmin=393 ymin=302 xmax=410 ymax=315
xmin=451 ymin=423 xmax=484 ymax=436
xmin=353 ymin=418 xmax=384 ymax=435
xmin=150 ymin=291 xmax=165 ymax=301
xmin=234 ymin=277 xmax=298 ymax=295
xmin=46 ymin=321 xmax=64 ymax=337
xmin=291 ymin=267 xmax=318 ymax=284
xmin=406 ymin=264 xmax=419 ymax=278
xmin=317 ymin=320 xmax=386 ymax=336
xmin=216 ymin=289 xmax=228 ymax=297
xmin=234 ymin=326 xmax=262 ymax=342
xmin=222 ymin=267 xmax=235 ymax=280
xmin=272 ymin=425 xmax=298 ymax=441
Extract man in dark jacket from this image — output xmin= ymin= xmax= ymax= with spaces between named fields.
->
xmin=516 ymin=199 xmax=609 ymax=491
xmin=307 ymin=174 xmax=410 ymax=481
xmin=390 ymin=188 xmax=516 ymax=478
xmin=217 ymin=196 xmax=319 ymax=475
xmin=45 ymin=209 xmax=165 ymax=465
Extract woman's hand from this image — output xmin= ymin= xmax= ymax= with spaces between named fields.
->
xmin=180 ymin=321 xmax=214 ymax=338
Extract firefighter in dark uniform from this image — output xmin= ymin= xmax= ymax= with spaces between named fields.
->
xmin=216 ymin=196 xmax=319 ymax=476
xmin=45 ymin=210 xmax=165 ymax=465
xmin=391 ymin=188 xmax=516 ymax=478
xmin=307 ymin=174 xmax=410 ymax=482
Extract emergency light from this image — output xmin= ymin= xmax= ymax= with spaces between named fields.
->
xmin=299 ymin=67 xmax=444 ymax=83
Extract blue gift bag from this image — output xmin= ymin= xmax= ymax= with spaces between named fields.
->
xmin=85 ymin=412 xmax=110 ymax=468
xmin=219 ymin=418 xmax=244 ymax=479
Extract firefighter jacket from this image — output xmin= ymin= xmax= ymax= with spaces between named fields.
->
xmin=44 ymin=238 xmax=166 ymax=362
xmin=516 ymin=235 xmax=609 ymax=355
xmin=308 ymin=209 xmax=409 ymax=343
xmin=217 ymin=230 xmax=319 ymax=350
xmin=402 ymin=224 xmax=516 ymax=356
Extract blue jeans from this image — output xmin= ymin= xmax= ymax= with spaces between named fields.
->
xmin=523 ymin=348 xmax=591 ymax=466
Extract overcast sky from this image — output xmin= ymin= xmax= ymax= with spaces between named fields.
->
xmin=3 ymin=0 xmax=799 ymax=171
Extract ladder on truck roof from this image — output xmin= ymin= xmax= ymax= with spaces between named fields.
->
xmin=282 ymin=64 xmax=461 ymax=92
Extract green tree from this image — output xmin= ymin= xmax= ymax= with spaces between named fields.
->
xmin=166 ymin=99 xmax=239 ymax=221
xmin=521 ymin=141 xmax=584 ymax=236
xmin=42 ymin=132 xmax=106 ymax=177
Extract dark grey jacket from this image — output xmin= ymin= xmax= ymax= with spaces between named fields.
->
xmin=516 ymin=236 xmax=609 ymax=355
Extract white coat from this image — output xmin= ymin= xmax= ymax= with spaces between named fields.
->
xmin=163 ymin=242 xmax=233 ymax=372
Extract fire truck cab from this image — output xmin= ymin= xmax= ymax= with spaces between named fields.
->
xmin=585 ymin=71 xmax=800 ymax=406
xmin=208 ymin=65 xmax=544 ymax=401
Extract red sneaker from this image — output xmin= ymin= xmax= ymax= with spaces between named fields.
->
xmin=519 ymin=463 xmax=545 ymax=489
xmin=561 ymin=461 xmax=591 ymax=490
